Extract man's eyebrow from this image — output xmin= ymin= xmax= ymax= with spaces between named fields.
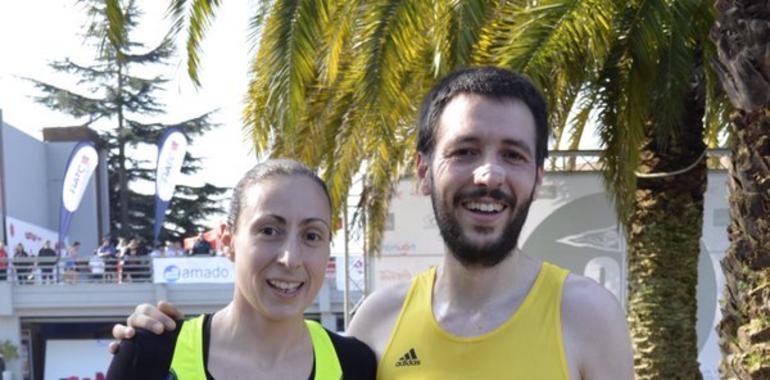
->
xmin=501 ymin=138 xmax=534 ymax=156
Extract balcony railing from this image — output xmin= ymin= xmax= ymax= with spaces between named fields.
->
xmin=546 ymin=149 xmax=730 ymax=172
xmin=0 ymin=255 xmax=156 ymax=285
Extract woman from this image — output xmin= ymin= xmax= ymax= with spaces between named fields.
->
xmin=107 ymin=159 xmax=376 ymax=379
xmin=13 ymin=243 xmax=31 ymax=284
xmin=0 ymin=241 xmax=8 ymax=282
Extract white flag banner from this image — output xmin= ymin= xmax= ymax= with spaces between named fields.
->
xmin=156 ymin=129 xmax=188 ymax=202
xmin=58 ymin=141 xmax=98 ymax=247
xmin=61 ymin=142 xmax=98 ymax=212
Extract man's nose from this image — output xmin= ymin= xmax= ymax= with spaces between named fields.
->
xmin=473 ymin=162 xmax=505 ymax=188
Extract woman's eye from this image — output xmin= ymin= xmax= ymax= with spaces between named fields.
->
xmin=260 ymin=226 xmax=279 ymax=236
xmin=306 ymin=232 xmax=323 ymax=242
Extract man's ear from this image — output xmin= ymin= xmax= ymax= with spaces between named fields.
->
xmin=416 ymin=153 xmax=432 ymax=195
xmin=220 ymin=224 xmax=234 ymax=262
xmin=532 ymin=165 xmax=545 ymax=199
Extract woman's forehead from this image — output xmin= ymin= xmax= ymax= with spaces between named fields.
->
xmin=241 ymin=175 xmax=331 ymax=218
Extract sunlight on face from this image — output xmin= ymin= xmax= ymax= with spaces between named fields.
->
xmin=230 ymin=175 xmax=332 ymax=321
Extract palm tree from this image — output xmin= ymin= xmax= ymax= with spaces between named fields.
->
xmin=710 ymin=0 xmax=770 ymax=378
xmin=129 ymin=0 xmax=726 ymax=377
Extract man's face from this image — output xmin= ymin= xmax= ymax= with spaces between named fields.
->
xmin=417 ymin=94 xmax=543 ymax=267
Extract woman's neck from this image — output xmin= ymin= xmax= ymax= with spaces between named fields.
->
xmin=212 ymin=301 xmax=308 ymax=359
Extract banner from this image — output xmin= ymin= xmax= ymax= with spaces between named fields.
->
xmin=5 ymin=216 xmax=60 ymax=255
xmin=153 ymin=128 xmax=188 ymax=242
xmin=44 ymin=339 xmax=112 ymax=380
xmin=335 ymin=256 xmax=365 ymax=292
xmin=152 ymin=257 xmax=234 ymax=284
xmin=58 ymin=141 xmax=98 ymax=251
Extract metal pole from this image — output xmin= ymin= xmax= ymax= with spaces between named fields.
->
xmin=0 ymin=110 xmax=7 ymax=245
xmin=343 ymin=200 xmax=350 ymax=329
xmin=362 ymin=177 xmax=368 ymax=296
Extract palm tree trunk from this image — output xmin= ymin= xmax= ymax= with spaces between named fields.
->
xmin=627 ymin=86 xmax=707 ymax=379
xmin=711 ymin=1 xmax=770 ymax=378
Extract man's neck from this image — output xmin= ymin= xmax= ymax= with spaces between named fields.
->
xmin=432 ymin=249 xmax=542 ymax=336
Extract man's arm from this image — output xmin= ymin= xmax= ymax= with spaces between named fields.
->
xmin=347 ymin=282 xmax=410 ymax=359
xmin=562 ymin=275 xmax=635 ymax=380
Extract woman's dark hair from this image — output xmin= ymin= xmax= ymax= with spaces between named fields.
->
xmin=227 ymin=159 xmax=331 ymax=232
xmin=417 ymin=67 xmax=550 ymax=166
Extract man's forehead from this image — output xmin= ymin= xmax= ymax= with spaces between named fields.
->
xmin=435 ymin=94 xmax=536 ymax=145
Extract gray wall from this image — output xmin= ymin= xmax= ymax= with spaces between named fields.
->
xmin=1 ymin=121 xmax=105 ymax=256
xmin=2 ymin=122 xmax=48 ymax=228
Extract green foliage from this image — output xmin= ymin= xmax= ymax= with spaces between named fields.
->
xmin=0 ymin=340 xmax=18 ymax=361
xmin=30 ymin=0 xmax=226 ymax=242
xmin=149 ymin=0 xmax=727 ymax=252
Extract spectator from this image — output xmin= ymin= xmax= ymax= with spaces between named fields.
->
xmin=0 ymin=241 xmax=7 ymax=282
xmin=149 ymin=242 xmax=164 ymax=258
xmin=37 ymin=240 xmax=58 ymax=284
xmin=97 ymin=238 xmax=117 ymax=257
xmin=164 ymin=240 xmax=182 ymax=257
xmin=190 ymin=232 xmax=212 ymax=256
xmin=98 ymin=238 xmax=118 ymax=282
xmin=89 ymin=249 xmax=105 ymax=282
xmin=63 ymin=242 xmax=80 ymax=284
xmin=122 ymin=238 xmax=141 ymax=282
xmin=13 ymin=243 xmax=31 ymax=284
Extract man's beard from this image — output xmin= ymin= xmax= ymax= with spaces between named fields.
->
xmin=431 ymin=184 xmax=536 ymax=268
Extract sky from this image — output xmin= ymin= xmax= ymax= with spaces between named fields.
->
xmin=0 ymin=1 xmax=258 ymax=206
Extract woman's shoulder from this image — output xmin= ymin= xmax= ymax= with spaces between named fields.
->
xmin=325 ymin=329 xmax=377 ymax=379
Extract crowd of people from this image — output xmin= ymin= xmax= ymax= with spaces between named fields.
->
xmin=0 ymin=232 xmax=221 ymax=285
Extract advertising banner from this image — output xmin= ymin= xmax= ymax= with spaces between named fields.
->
xmin=153 ymin=128 xmax=188 ymax=241
xmin=152 ymin=257 xmax=234 ymax=284
xmin=5 ymin=216 xmax=60 ymax=254
xmin=44 ymin=339 xmax=112 ymax=380
xmin=58 ymin=141 xmax=99 ymax=250
xmin=335 ymin=256 xmax=365 ymax=292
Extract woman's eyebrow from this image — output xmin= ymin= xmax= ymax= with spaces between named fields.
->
xmin=301 ymin=218 xmax=331 ymax=230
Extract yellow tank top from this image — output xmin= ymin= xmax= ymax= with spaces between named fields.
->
xmin=377 ymin=262 xmax=570 ymax=380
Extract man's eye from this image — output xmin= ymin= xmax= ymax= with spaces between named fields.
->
xmin=453 ymin=149 xmax=476 ymax=157
xmin=503 ymin=151 xmax=524 ymax=161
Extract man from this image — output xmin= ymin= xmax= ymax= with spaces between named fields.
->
xmin=37 ymin=240 xmax=58 ymax=284
xmin=189 ymin=232 xmax=212 ymax=256
xmin=111 ymin=67 xmax=634 ymax=379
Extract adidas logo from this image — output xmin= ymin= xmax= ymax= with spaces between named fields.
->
xmin=395 ymin=348 xmax=421 ymax=367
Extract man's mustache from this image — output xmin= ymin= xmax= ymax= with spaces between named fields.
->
xmin=453 ymin=188 xmax=517 ymax=208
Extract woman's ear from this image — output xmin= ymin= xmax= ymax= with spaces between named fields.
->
xmin=220 ymin=224 xmax=234 ymax=262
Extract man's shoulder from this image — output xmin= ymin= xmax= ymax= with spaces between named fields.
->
xmin=560 ymin=273 xmax=634 ymax=378
xmin=561 ymin=273 xmax=623 ymax=326
xmin=356 ymin=281 xmax=412 ymax=321
xmin=347 ymin=280 xmax=414 ymax=355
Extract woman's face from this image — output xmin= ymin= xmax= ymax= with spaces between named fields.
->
xmin=228 ymin=174 xmax=332 ymax=322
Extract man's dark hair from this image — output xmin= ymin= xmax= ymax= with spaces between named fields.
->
xmin=227 ymin=159 xmax=332 ymax=232
xmin=416 ymin=67 xmax=550 ymax=166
